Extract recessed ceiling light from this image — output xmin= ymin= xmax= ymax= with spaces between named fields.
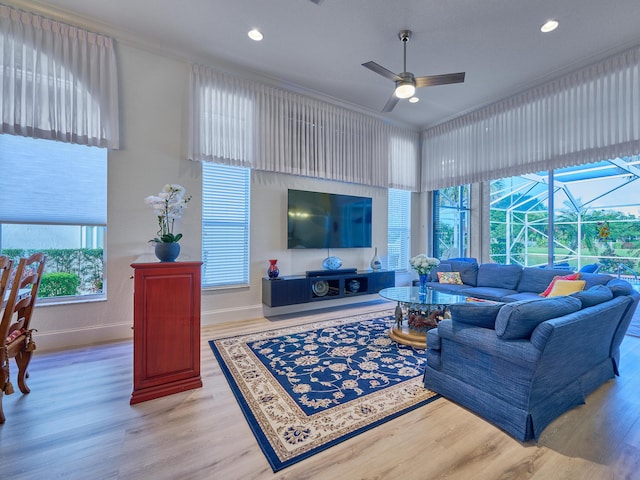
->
xmin=409 ymin=97 xmax=420 ymax=103
xmin=248 ymin=29 xmax=263 ymax=41
xmin=540 ymin=19 xmax=559 ymax=33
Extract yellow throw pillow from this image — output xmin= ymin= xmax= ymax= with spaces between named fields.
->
xmin=437 ymin=271 xmax=463 ymax=285
xmin=547 ymin=279 xmax=586 ymax=297
xmin=540 ymin=272 xmax=582 ymax=296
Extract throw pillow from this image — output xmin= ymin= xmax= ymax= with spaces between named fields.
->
xmin=449 ymin=302 xmax=504 ymax=329
xmin=437 ymin=271 xmax=463 ymax=285
xmin=540 ymin=272 xmax=582 ymax=297
xmin=607 ymin=278 xmax=633 ymax=297
xmin=429 ymin=264 xmax=452 ymax=282
xmin=571 ymin=284 xmax=613 ymax=308
xmin=495 ymin=296 xmax=582 ymax=339
xmin=547 ymin=279 xmax=586 ymax=297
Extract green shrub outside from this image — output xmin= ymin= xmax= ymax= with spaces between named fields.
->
xmin=39 ymin=272 xmax=80 ymax=297
xmin=1 ymin=248 xmax=103 ymax=297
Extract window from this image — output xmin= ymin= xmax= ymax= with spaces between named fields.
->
xmin=202 ymin=163 xmax=250 ymax=287
xmin=433 ymin=185 xmax=470 ymax=259
xmin=387 ymin=189 xmax=411 ymax=271
xmin=489 ymin=157 xmax=640 ymax=277
xmin=0 ymin=134 xmax=107 ymax=300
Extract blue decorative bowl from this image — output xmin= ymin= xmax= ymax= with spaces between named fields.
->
xmin=322 ymin=256 xmax=342 ymax=270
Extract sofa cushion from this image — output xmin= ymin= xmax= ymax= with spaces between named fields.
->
xmin=426 ymin=282 xmax=468 ymax=294
xmin=446 ymin=260 xmax=479 ymax=286
xmin=495 ymin=296 xmax=582 ymax=339
xmin=517 ymin=267 xmax=578 ymax=294
xmin=477 ymin=264 xmax=522 ymax=290
xmin=458 ymin=286 xmax=518 ymax=302
xmin=580 ymin=272 xmax=614 ymax=289
xmin=607 ymin=278 xmax=633 ymax=297
xmin=437 ymin=271 xmax=463 ymax=285
xmin=546 ymin=279 xmax=586 ymax=297
xmin=540 ymin=272 xmax=582 ymax=297
xmin=570 ymin=284 xmax=613 ymax=308
xmin=449 ymin=302 xmax=504 ymax=329
xmin=501 ymin=291 xmax=545 ymax=303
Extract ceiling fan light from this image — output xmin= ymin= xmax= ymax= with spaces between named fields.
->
xmin=540 ymin=20 xmax=559 ymax=33
xmin=248 ymin=29 xmax=263 ymax=41
xmin=395 ymin=82 xmax=415 ymax=99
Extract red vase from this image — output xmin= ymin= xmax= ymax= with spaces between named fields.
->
xmin=267 ymin=259 xmax=279 ymax=279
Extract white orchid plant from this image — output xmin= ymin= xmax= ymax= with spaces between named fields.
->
xmin=409 ymin=254 xmax=440 ymax=275
xmin=145 ymin=184 xmax=192 ymax=243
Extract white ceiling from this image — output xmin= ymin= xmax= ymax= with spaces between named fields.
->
xmin=17 ymin=0 xmax=640 ymax=129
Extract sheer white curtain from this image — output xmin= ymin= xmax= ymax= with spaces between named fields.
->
xmin=190 ymin=65 xmax=419 ymax=189
xmin=388 ymin=127 xmax=420 ymax=191
xmin=0 ymin=4 xmax=119 ymax=148
xmin=422 ymin=45 xmax=640 ymax=191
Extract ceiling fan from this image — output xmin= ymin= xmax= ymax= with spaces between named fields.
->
xmin=362 ymin=30 xmax=465 ymax=112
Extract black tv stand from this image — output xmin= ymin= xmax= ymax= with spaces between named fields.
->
xmin=262 ymin=269 xmax=395 ymax=307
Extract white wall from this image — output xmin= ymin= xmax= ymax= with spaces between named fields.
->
xmin=32 ymin=41 xmax=400 ymax=352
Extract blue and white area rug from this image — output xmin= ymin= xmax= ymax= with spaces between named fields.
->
xmin=209 ymin=310 xmax=440 ymax=472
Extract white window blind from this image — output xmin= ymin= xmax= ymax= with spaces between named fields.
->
xmin=0 ymin=135 xmax=107 ymax=225
xmin=387 ymin=189 xmax=411 ymax=271
xmin=202 ymin=163 xmax=250 ymax=287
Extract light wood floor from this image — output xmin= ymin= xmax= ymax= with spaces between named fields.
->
xmin=2 ymin=302 xmax=640 ymax=480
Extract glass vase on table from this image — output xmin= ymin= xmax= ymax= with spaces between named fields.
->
xmin=419 ymin=273 xmax=429 ymax=294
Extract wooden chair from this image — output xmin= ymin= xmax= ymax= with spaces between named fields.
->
xmin=0 ymin=252 xmax=46 ymax=424
xmin=0 ymin=256 xmax=13 ymax=306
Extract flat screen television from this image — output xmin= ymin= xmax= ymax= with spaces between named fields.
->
xmin=287 ymin=189 xmax=372 ymax=249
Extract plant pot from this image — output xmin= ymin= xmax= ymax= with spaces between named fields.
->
xmin=155 ymin=242 xmax=180 ymax=262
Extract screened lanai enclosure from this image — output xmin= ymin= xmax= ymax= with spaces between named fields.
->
xmin=490 ymin=155 xmax=640 ymax=284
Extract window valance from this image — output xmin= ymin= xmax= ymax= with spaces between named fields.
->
xmin=422 ymin=45 xmax=640 ymax=191
xmin=0 ymin=4 xmax=119 ymax=148
xmin=189 ymin=65 xmax=420 ymax=190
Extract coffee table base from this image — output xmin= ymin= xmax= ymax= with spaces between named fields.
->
xmin=388 ymin=325 xmax=427 ymax=349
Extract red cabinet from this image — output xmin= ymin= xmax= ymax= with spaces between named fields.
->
xmin=130 ymin=259 xmax=203 ymax=405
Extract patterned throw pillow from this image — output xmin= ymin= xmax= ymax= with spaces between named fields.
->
xmin=540 ymin=272 xmax=581 ymax=297
xmin=547 ymin=279 xmax=586 ymax=297
xmin=437 ymin=271 xmax=464 ymax=285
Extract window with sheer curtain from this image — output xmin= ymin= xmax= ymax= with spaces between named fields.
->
xmin=189 ymin=64 xmax=420 ymax=190
xmin=0 ymin=4 xmax=119 ymax=148
xmin=0 ymin=5 xmax=118 ymax=301
xmin=422 ymin=45 xmax=640 ymax=191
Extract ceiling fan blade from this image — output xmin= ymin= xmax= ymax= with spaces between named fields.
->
xmin=382 ymin=92 xmax=400 ymax=112
xmin=362 ymin=61 xmax=402 ymax=82
xmin=415 ymin=72 xmax=466 ymax=88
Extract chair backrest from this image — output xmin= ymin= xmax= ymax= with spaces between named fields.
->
xmin=579 ymin=263 xmax=601 ymax=274
xmin=0 ymin=256 xmax=13 ymax=306
xmin=1 ymin=253 xmax=46 ymax=342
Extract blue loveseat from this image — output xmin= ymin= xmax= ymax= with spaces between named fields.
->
xmin=423 ymin=262 xmax=639 ymax=441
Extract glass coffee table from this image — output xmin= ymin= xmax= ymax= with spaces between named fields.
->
xmin=379 ymin=286 xmax=467 ymax=349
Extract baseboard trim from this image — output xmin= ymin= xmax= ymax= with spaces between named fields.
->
xmin=35 ymin=322 xmax=133 ymax=352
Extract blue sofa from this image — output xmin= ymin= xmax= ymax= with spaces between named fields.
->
xmin=423 ymin=262 xmax=640 ymax=441
xmin=426 ymin=260 xmax=613 ymax=302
